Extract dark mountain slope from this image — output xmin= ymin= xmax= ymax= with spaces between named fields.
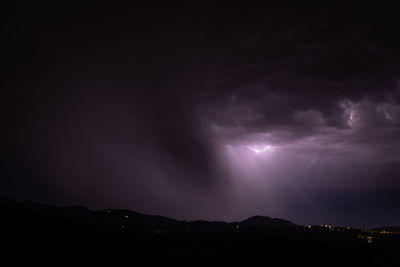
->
xmin=0 ymin=196 xmax=399 ymax=267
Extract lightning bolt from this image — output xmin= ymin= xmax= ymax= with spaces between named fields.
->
xmin=307 ymin=158 xmax=318 ymax=167
xmin=247 ymin=145 xmax=275 ymax=153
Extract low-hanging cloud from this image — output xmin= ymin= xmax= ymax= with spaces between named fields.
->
xmin=2 ymin=3 xmax=400 ymax=227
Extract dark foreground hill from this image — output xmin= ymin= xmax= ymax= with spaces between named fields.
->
xmin=0 ymin=196 xmax=399 ymax=266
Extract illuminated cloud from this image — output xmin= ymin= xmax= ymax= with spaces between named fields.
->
xmin=2 ymin=3 xmax=400 ymax=228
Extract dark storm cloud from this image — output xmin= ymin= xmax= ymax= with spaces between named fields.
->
xmin=2 ymin=3 xmax=400 ymax=226
xmin=198 ymin=5 xmax=400 ymax=227
xmin=4 ymin=3 xmax=219 ymax=181
xmin=205 ymin=7 xmax=400 ymax=134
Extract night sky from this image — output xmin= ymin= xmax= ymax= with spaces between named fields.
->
xmin=3 ymin=3 xmax=400 ymax=228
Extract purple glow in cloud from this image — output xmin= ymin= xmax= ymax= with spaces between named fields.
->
xmin=2 ymin=3 xmax=400 ymax=228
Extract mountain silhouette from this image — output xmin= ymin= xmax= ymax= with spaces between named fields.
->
xmin=0 ymin=196 xmax=295 ymax=233
xmin=1 ymin=196 xmax=399 ymax=267
xmin=240 ymin=215 xmax=295 ymax=227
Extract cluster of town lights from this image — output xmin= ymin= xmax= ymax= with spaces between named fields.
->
xmin=104 ymin=210 xmax=400 ymax=238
